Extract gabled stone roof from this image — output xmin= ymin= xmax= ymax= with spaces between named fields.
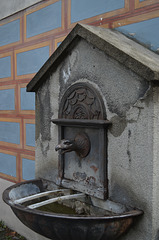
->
xmin=27 ymin=23 xmax=159 ymax=92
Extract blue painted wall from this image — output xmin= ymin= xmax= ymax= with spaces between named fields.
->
xmin=22 ymin=158 xmax=35 ymax=180
xmin=0 ymin=19 xmax=20 ymax=47
xmin=0 ymin=56 xmax=11 ymax=79
xmin=57 ymin=42 xmax=61 ymax=47
xmin=71 ymin=0 xmax=125 ymax=23
xmin=17 ymin=46 xmax=49 ymax=75
xmin=0 ymin=153 xmax=16 ymax=177
xmin=26 ymin=123 xmax=35 ymax=147
xmin=21 ymin=87 xmax=35 ymax=110
xmin=0 ymin=89 xmax=15 ymax=110
xmin=116 ymin=17 xmax=159 ymax=52
xmin=0 ymin=122 xmax=20 ymax=144
xmin=27 ymin=0 xmax=62 ymax=38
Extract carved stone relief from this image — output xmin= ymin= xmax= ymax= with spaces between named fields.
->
xmin=59 ymin=83 xmax=105 ymax=120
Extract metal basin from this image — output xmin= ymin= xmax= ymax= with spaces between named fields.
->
xmin=3 ymin=179 xmax=143 ymax=240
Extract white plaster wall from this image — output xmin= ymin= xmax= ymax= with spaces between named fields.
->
xmin=108 ymin=94 xmax=154 ymax=240
xmin=152 ymin=87 xmax=159 ymax=240
xmin=0 ymin=178 xmax=49 ymax=240
xmin=0 ymin=0 xmax=43 ymax=20
xmin=35 ymin=72 xmax=59 ymax=183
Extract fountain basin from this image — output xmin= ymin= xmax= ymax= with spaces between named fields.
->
xmin=3 ymin=179 xmax=143 ymax=240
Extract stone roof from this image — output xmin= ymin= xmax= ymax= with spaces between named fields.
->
xmin=27 ymin=23 xmax=159 ymax=92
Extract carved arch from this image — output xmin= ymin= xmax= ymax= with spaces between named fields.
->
xmin=59 ymin=83 xmax=106 ymax=120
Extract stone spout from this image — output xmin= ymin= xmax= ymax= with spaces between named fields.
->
xmin=55 ymin=133 xmax=91 ymax=158
xmin=55 ymin=139 xmax=76 ymax=154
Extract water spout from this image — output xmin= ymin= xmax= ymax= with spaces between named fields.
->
xmin=55 ymin=133 xmax=90 ymax=158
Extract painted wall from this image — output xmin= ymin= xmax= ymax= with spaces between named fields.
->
xmin=0 ymin=0 xmax=159 ymax=201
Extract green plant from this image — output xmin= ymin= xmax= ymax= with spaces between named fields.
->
xmin=0 ymin=220 xmax=26 ymax=240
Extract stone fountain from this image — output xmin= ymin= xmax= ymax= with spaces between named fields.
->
xmin=3 ymin=23 xmax=159 ymax=240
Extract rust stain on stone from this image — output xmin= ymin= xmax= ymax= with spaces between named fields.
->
xmin=90 ymin=165 xmax=98 ymax=173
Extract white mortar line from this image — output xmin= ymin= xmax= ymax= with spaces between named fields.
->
xmin=27 ymin=193 xmax=85 ymax=209
xmin=14 ymin=189 xmax=70 ymax=204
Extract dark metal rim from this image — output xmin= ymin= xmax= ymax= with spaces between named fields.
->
xmin=3 ymin=195 xmax=143 ymax=221
xmin=13 ymin=205 xmax=143 ymax=220
xmin=3 ymin=179 xmax=143 ymax=220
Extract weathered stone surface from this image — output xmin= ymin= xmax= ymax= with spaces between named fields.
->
xmin=0 ymin=0 xmax=42 ymax=20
